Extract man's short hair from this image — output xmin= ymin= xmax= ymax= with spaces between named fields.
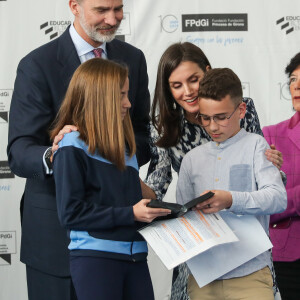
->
xmin=198 ymin=68 xmax=243 ymax=105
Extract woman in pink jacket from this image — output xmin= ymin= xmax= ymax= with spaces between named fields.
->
xmin=263 ymin=52 xmax=300 ymax=300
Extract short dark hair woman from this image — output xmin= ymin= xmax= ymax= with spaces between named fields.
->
xmin=263 ymin=52 xmax=300 ymax=299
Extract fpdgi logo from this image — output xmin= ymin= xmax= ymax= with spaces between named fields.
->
xmin=276 ymin=16 xmax=300 ymax=35
xmin=0 ymin=89 xmax=12 ymax=124
xmin=0 ymin=161 xmax=14 ymax=179
xmin=0 ymin=232 xmax=17 ymax=266
xmin=40 ymin=21 xmax=71 ymax=40
xmin=182 ymin=14 xmax=248 ymax=32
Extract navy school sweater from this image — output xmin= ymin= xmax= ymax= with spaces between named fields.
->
xmin=53 ymin=131 xmax=147 ymax=262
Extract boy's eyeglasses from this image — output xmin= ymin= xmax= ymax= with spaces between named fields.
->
xmin=195 ymin=104 xmax=240 ymax=127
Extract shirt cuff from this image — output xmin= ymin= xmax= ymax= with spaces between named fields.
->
xmin=43 ymin=147 xmax=53 ymax=175
xmin=228 ymin=191 xmax=244 ymax=214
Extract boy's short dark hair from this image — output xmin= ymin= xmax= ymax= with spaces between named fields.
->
xmin=198 ymin=68 xmax=243 ymax=105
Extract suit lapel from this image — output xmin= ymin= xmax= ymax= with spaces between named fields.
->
xmin=106 ymin=40 xmax=123 ymax=61
xmin=57 ymin=27 xmax=81 ymax=89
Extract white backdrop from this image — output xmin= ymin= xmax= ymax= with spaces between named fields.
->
xmin=0 ymin=1 xmax=300 ymax=299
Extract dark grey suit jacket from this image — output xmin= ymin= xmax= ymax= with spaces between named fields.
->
xmin=7 ymin=28 xmax=150 ymax=276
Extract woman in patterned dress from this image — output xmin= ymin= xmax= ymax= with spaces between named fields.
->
xmin=141 ymin=42 xmax=283 ymax=300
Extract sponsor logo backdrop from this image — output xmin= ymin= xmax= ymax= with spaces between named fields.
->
xmin=0 ymin=0 xmax=299 ymax=299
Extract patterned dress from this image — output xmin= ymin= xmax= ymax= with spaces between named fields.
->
xmin=145 ymin=98 xmax=278 ymax=300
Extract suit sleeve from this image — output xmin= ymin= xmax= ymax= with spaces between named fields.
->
xmin=263 ymin=125 xmax=300 ymax=222
xmin=131 ymin=51 xmax=151 ymax=167
xmin=7 ymin=56 xmax=55 ymax=180
xmin=262 ymin=126 xmax=271 ymax=144
xmin=270 ymin=184 xmax=300 ymax=222
xmin=53 ymin=147 xmax=135 ymax=230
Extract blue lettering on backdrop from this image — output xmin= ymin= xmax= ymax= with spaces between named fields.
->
xmin=0 ymin=185 xmax=10 ymax=191
xmin=223 ymin=37 xmax=244 ymax=46
xmin=186 ymin=35 xmax=243 ymax=47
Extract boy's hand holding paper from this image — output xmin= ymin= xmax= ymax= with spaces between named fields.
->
xmin=195 ymin=190 xmax=233 ymax=214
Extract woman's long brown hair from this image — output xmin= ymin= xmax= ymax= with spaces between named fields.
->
xmin=50 ymin=58 xmax=136 ymax=170
xmin=152 ymin=42 xmax=211 ymax=148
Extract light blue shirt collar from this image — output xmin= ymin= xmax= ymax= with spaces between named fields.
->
xmin=212 ymin=128 xmax=246 ymax=149
xmin=69 ymin=23 xmax=107 ymax=62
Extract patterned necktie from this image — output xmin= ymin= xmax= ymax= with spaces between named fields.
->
xmin=92 ymin=48 xmax=102 ymax=58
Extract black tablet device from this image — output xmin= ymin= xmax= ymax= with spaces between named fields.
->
xmin=146 ymin=191 xmax=215 ymax=220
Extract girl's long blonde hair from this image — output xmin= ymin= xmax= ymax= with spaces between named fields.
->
xmin=51 ymin=58 xmax=136 ymax=170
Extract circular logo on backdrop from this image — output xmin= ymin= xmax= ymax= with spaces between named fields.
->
xmin=160 ymin=15 xmax=179 ymax=33
xmin=278 ymin=82 xmax=292 ymax=101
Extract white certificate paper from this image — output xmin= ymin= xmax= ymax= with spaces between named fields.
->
xmin=139 ymin=210 xmax=238 ymax=270
xmin=187 ymin=212 xmax=273 ymax=287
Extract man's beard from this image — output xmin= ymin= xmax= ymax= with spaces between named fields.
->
xmin=79 ymin=13 xmax=120 ymax=43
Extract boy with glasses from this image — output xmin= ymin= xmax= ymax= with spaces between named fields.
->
xmin=176 ymin=68 xmax=287 ymax=300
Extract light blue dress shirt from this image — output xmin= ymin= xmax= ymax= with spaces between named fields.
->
xmin=69 ymin=23 xmax=107 ymax=62
xmin=177 ymin=128 xmax=287 ymax=280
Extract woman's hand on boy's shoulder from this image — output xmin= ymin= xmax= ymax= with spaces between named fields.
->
xmin=265 ymin=144 xmax=283 ymax=170
xmin=194 ymin=190 xmax=232 ymax=214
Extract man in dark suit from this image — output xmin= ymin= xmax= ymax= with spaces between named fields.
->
xmin=7 ymin=0 xmax=150 ymax=299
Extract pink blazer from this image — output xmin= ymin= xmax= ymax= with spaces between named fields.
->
xmin=263 ymin=112 xmax=300 ymax=262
